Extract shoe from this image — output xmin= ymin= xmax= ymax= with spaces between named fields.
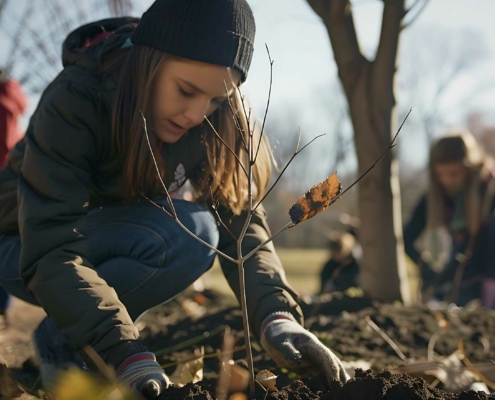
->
xmin=33 ymin=317 xmax=86 ymax=391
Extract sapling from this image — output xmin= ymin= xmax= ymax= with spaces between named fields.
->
xmin=142 ymin=47 xmax=411 ymax=398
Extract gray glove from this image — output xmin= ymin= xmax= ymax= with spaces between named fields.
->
xmin=116 ymin=352 xmax=170 ymax=399
xmin=260 ymin=312 xmax=350 ymax=385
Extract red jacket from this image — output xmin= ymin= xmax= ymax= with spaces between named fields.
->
xmin=0 ymin=79 xmax=27 ymax=168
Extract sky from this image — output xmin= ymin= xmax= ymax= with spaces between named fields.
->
xmin=1 ymin=0 xmax=495 ymax=179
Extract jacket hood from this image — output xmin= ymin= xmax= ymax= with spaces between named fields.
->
xmin=62 ymin=17 xmax=139 ymax=71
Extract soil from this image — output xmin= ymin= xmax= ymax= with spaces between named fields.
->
xmin=161 ymin=370 xmax=493 ymax=399
xmin=135 ymin=290 xmax=495 ymax=400
xmin=3 ymin=291 xmax=495 ymax=399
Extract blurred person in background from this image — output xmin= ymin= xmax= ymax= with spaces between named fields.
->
xmin=0 ymin=70 xmax=27 ymax=322
xmin=404 ymin=131 xmax=495 ymax=308
xmin=320 ymin=231 xmax=360 ymax=295
xmin=0 ymin=70 xmax=27 ymax=168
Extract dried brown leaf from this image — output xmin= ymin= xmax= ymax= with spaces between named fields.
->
xmin=256 ymin=369 xmax=278 ymax=391
xmin=169 ymin=348 xmax=204 ymax=387
xmin=289 ymin=172 xmax=342 ymax=224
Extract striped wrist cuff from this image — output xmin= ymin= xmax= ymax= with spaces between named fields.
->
xmin=116 ymin=352 xmax=156 ymax=376
xmin=260 ymin=311 xmax=297 ymax=335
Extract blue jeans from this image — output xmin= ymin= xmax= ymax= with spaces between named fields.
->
xmin=0 ymin=199 xmax=219 ymax=321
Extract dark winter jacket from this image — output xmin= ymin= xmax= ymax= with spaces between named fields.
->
xmin=0 ymin=18 xmax=302 ymax=356
xmin=404 ymin=177 xmax=495 ymax=287
xmin=319 ymin=257 xmax=359 ymax=294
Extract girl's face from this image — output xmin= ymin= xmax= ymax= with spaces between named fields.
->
xmin=152 ymin=58 xmax=241 ymax=143
xmin=434 ymin=162 xmax=468 ymax=194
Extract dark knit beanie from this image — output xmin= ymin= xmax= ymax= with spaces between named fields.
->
xmin=131 ymin=0 xmax=255 ymax=81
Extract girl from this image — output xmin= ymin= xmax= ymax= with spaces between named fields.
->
xmin=404 ymin=131 xmax=495 ymax=307
xmin=0 ymin=0 xmax=348 ymax=397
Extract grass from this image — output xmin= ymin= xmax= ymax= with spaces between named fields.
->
xmin=201 ymin=248 xmax=331 ymax=297
xmin=201 ymin=248 xmax=420 ymax=299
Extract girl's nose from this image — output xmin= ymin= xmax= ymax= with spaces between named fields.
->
xmin=184 ymin=100 xmax=209 ymax=127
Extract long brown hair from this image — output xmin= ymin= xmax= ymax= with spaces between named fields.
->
xmin=108 ymin=45 xmax=271 ymax=214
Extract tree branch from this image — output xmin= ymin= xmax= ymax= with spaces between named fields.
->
xmin=141 ymin=112 xmax=236 ymax=263
xmin=308 ymin=0 xmax=367 ymax=97
xmin=254 ymin=44 xmax=274 ymax=164
xmin=204 ymin=117 xmax=249 ymax=177
xmin=401 ymin=0 xmax=430 ymax=31
xmin=253 ymin=134 xmax=326 ymax=212
xmin=373 ymin=0 xmax=406 ymax=97
xmin=330 ymin=108 xmax=411 ymax=205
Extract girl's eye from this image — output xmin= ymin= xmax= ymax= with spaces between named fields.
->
xmin=179 ymin=87 xmax=194 ymax=97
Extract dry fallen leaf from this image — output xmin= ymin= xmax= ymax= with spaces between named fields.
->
xmin=289 ymin=172 xmax=342 ymax=224
xmin=256 ymin=369 xmax=278 ymax=391
xmin=230 ymin=363 xmax=250 ymax=392
xmin=169 ymin=348 xmax=204 ymax=387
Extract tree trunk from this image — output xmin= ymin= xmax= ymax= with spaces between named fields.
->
xmin=308 ymin=0 xmax=411 ymax=303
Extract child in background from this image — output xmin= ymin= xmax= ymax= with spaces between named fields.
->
xmin=320 ymin=231 xmax=360 ymax=294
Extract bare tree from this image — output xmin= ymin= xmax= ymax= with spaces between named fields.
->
xmin=306 ymin=0 xmax=430 ymax=303
xmin=0 ymin=0 xmax=138 ymax=92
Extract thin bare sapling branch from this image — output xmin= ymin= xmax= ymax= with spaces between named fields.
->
xmin=204 ymin=117 xmax=249 ymax=177
xmin=253 ymin=44 xmax=274 ymax=164
xmin=253 ymin=133 xmax=326 ymax=212
xmin=141 ymin=111 xmax=236 ymax=264
xmin=224 ymin=80 xmax=247 ymax=149
xmin=284 ymin=108 xmax=412 ymax=226
xmin=209 ymin=187 xmax=238 ymax=242
xmin=327 ymin=108 xmax=412 ymax=206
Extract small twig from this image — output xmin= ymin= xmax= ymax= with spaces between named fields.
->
xmin=253 ymin=134 xmax=326 ymax=211
xmin=83 ymin=346 xmax=116 ymax=382
xmin=295 ymin=127 xmax=301 ymax=152
xmin=254 ymin=44 xmax=274 ymax=164
xmin=329 ymin=108 xmax=412 ymax=206
xmin=237 ymin=89 xmax=252 ymax=141
xmin=154 ymin=325 xmax=226 ymax=357
xmin=210 ymin=188 xmax=237 ymax=242
xmin=160 ymin=345 xmax=247 ymax=370
xmin=366 ymin=316 xmax=407 ymax=362
xmin=216 ymin=326 xmax=235 ymax=399
xmin=458 ymin=339 xmax=495 ymax=390
xmin=141 ymin=111 xmax=177 ymax=217
xmin=141 ymin=113 xmax=236 ymax=263
xmin=428 ymin=332 xmax=439 ymax=361
xmin=139 ymin=193 xmax=234 ymax=262
xmin=204 ymin=116 xmax=248 ymax=177
xmin=223 ymin=80 xmax=247 ymax=149
xmin=242 ymin=221 xmax=294 ymax=262
xmin=401 ymin=0 xmax=430 ymax=31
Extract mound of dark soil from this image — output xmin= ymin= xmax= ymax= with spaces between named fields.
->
xmin=160 ymin=370 xmax=493 ymax=400
xmin=138 ymin=291 xmax=495 ymax=399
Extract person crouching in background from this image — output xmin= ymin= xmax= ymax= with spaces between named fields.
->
xmin=320 ymin=231 xmax=360 ymax=294
xmin=404 ymin=131 xmax=495 ymax=308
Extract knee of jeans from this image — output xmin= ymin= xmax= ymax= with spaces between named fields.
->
xmin=184 ymin=207 xmax=219 ymax=268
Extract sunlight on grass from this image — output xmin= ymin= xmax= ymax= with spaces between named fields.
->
xmin=202 ymin=248 xmax=420 ymax=299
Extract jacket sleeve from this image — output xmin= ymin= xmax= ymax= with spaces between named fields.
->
xmin=403 ymin=195 xmax=427 ymax=265
xmin=216 ymin=205 xmax=303 ymax=338
xmin=18 ymin=80 xmax=138 ymax=355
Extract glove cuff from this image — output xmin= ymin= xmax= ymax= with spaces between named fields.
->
xmin=116 ymin=352 xmax=157 ymax=376
xmin=260 ymin=311 xmax=298 ymax=336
